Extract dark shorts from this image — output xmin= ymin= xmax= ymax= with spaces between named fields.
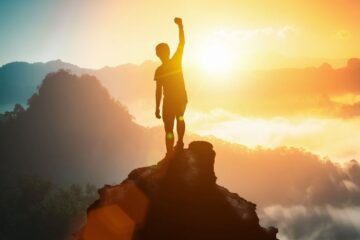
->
xmin=162 ymin=102 xmax=187 ymax=132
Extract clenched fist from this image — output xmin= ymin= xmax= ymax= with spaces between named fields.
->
xmin=174 ymin=17 xmax=183 ymax=26
xmin=155 ymin=108 xmax=161 ymax=119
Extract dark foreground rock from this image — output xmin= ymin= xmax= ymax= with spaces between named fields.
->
xmin=76 ymin=141 xmax=278 ymax=240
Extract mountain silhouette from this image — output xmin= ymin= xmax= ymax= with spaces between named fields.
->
xmin=0 ymin=70 xmax=150 ymax=185
xmin=76 ymin=141 xmax=278 ymax=240
xmin=0 ymin=60 xmax=85 ymax=111
xmin=0 ymin=59 xmax=157 ymax=112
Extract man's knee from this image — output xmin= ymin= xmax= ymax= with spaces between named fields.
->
xmin=165 ymin=131 xmax=174 ymax=140
xmin=176 ymin=115 xmax=185 ymax=122
xmin=176 ymin=104 xmax=186 ymax=121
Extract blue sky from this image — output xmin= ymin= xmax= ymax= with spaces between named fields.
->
xmin=0 ymin=1 xmax=64 ymax=65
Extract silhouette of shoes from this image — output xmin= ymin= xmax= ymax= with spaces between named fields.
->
xmin=174 ymin=141 xmax=184 ymax=151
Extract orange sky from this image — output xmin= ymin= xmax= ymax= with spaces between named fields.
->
xmin=69 ymin=0 xmax=360 ymax=68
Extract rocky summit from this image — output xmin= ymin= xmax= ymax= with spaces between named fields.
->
xmin=76 ymin=141 xmax=278 ymax=240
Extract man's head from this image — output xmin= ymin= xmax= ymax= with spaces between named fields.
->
xmin=156 ymin=43 xmax=170 ymax=63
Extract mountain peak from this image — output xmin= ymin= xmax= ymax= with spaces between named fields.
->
xmin=318 ymin=62 xmax=333 ymax=71
xmin=76 ymin=141 xmax=278 ymax=240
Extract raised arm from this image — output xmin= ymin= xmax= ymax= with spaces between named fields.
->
xmin=173 ymin=18 xmax=185 ymax=60
xmin=174 ymin=17 xmax=185 ymax=47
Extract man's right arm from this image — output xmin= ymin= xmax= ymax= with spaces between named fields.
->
xmin=176 ymin=18 xmax=185 ymax=47
xmin=173 ymin=17 xmax=185 ymax=60
xmin=155 ymin=81 xmax=162 ymax=119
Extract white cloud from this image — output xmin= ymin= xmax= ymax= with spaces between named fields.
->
xmin=260 ymin=205 xmax=360 ymax=240
xmin=185 ymin=108 xmax=360 ymax=162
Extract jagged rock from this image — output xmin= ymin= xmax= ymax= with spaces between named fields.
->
xmin=76 ymin=141 xmax=278 ymax=240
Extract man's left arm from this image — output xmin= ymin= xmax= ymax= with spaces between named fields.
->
xmin=155 ymin=81 xmax=162 ymax=119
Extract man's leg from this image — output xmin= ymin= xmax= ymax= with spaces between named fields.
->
xmin=175 ymin=104 xmax=187 ymax=148
xmin=163 ymin=105 xmax=175 ymax=154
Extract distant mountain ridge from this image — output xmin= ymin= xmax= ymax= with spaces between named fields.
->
xmin=0 ymin=60 xmax=85 ymax=111
xmin=0 ymin=59 xmax=158 ymax=112
xmin=2 ymin=58 xmax=360 ymax=118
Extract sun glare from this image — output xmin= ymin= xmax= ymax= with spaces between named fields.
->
xmin=199 ymin=42 xmax=234 ymax=75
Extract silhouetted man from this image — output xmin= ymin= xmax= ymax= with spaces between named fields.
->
xmin=154 ymin=17 xmax=188 ymax=156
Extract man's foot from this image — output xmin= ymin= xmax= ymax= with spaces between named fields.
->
xmin=174 ymin=141 xmax=184 ymax=151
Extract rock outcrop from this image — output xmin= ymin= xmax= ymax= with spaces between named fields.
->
xmin=76 ymin=141 xmax=278 ymax=240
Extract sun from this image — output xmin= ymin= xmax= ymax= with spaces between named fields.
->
xmin=199 ymin=41 xmax=234 ymax=75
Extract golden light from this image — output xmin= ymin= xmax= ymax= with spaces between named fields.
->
xmin=199 ymin=41 xmax=234 ymax=75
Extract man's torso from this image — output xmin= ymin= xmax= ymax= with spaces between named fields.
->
xmin=155 ymin=58 xmax=188 ymax=106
